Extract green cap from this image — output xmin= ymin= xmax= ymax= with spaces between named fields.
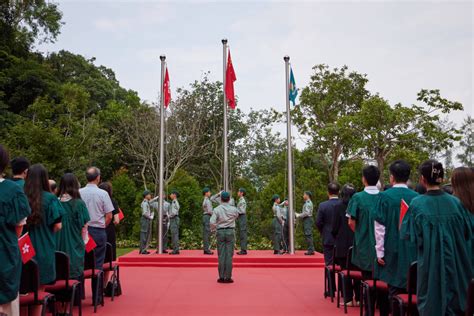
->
xmin=238 ymin=188 xmax=246 ymax=193
xmin=171 ymin=190 xmax=180 ymax=198
xmin=143 ymin=190 xmax=151 ymax=197
xmin=272 ymin=194 xmax=280 ymax=202
xmin=304 ymin=191 xmax=313 ymax=198
xmin=202 ymin=187 xmax=210 ymax=194
xmin=221 ymin=191 xmax=230 ymax=200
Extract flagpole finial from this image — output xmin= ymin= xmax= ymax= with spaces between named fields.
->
xmin=284 ymin=55 xmax=290 ymax=62
xmin=222 ymin=39 xmax=228 ymax=45
xmin=160 ymin=55 xmax=166 ymax=61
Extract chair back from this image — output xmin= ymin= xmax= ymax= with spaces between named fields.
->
xmin=55 ymin=251 xmax=71 ymax=283
xmin=407 ymin=261 xmax=417 ymax=295
xmin=466 ymin=278 xmax=474 ymax=316
xmin=20 ymin=259 xmax=40 ymax=302
xmin=104 ymin=242 xmax=113 ymax=269
xmin=84 ymin=249 xmax=96 ymax=274
xmin=345 ymin=246 xmax=361 ymax=274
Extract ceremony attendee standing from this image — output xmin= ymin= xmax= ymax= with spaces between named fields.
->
xmin=210 ymin=191 xmax=240 ymax=283
xmin=236 ymin=188 xmax=248 ymax=255
xmin=99 ymin=182 xmax=120 ymax=260
xmin=272 ymin=195 xmax=284 ymax=255
xmin=79 ymin=167 xmax=114 ymax=269
xmin=281 ymin=198 xmax=290 ymax=253
xmin=316 ymin=182 xmax=341 ymax=265
xmin=10 ymin=156 xmax=30 ymax=188
xmin=56 ymin=173 xmax=90 ymax=280
xmin=202 ymin=187 xmax=214 ymax=255
xmin=401 ymin=160 xmax=473 ymax=316
xmin=373 ymin=160 xmax=418 ymax=304
xmin=347 ymin=165 xmax=380 ymax=278
xmin=168 ymin=190 xmax=180 ymax=255
xmin=0 ymin=145 xmax=30 ymax=316
xmin=140 ymin=190 xmax=156 ymax=255
xmin=296 ymin=191 xmax=315 ymax=255
xmin=25 ymin=164 xmax=64 ymax=285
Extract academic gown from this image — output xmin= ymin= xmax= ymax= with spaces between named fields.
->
xmin=29 ymin=191 xmax=64 ymax=285
xmin=374 ymin=187 xmax=418 ymax=288
xmin=56 ymin=198 xmax=90 ymax=279
xmin=0 ymin=180 xmax=31 ymax=304
xmin=400 ymin=190 xmax=473 ymax=316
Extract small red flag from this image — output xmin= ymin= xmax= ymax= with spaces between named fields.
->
xmin=118 ymin=208 xmax=125 ymax=221
xmin=18 ymin=233 xmax=36 ymax=264
xmin=399 ymin=199 xmax=409 ymax=229
xmin=85 ymin=234 xmax=97 ymax=253
xmin=163 ymin=67 xmax=171 ymax=108
xmin=225 ymin=51 xmax=237 ymax=109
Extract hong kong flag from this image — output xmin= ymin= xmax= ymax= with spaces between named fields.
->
xmin=225 ymin=51 xmax=237 ymax=109
xmin=118 ymin=208 xmax=125 ymax=221
xmin=399 ymin=199 xmax=409 ymax=229
xmin=163 ymin=67 xmax=171 ymax=108
xmin=18 ymin=233 xmax=36 ymax=264
xmin=85 ymin=234 xmax=97 ymax=253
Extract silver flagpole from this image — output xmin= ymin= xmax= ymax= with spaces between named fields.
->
xmin=284 ymin=56 xmax=295 ymax=255
xmin=222 ymin=39 xmax=229 ymax=192
xmin=157 ymin=55 xmax=166 ymax=254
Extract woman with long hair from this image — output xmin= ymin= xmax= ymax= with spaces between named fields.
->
xmin=451 ymin=166 xmax=474 ymax=214
xmin=400 ymin=160 xmax=473 ymax=316
xmin=55 ymin=173 xmax=90 ymax=280
xmin=24 ymin=164 xmax=63 ymax=285
xmin=98 ymin=182 xmax=120 ymax=260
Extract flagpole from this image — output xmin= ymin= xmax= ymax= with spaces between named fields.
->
xmin=157 ymin=55 xmax=166 ymax=254
xmin=222 ymin=39 xmax=229 ymax=192
xmin=284 ymin=55 xmax=295 ymax=255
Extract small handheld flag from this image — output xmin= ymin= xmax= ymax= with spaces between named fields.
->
xmin=225 ymin=51 xmax=237 ymax=109
xmin=85 ymin=234 xmax=97 ymax=253
xmin=163 ymin=67 xmax=171 ymax=108
xmin=289 ymin=67 xmax=298 ymax=106
xmin=118 ymin=208 xmax=125 ymax=221
xmin=18 ymin=233 xmax=36 ymax=263
xmin=399 ymin=199 xmax=409 ymax=229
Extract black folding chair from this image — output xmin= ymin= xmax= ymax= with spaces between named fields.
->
xmin=324 ymin=246 xmax=341 ymax=302
xmin=103 ymin=242 xmax=121 ymax=301
xmin=44 ymin=251 xmax=82 ymax=316
xmin=19 ymin=259 xmax=55 ymax=316
xmin=392 ymin=261 xmax=418 ymax=316
xmin=83 ymin=250 xmax=104 ymax=313
xmin=466 ymin=279 xmax=474 ymax=316
xmin=361 ymin=259 xmax=389 ymax=316
xmin=337 ymin=246 xmax=365 ymax=314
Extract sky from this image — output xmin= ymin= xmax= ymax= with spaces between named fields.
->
xmin=39 ymin=0 xmax=473 ymax=148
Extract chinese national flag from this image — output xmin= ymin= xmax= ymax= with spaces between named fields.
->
xmin=85 ymin=234 xmax=97 ymax=253
xmin=225 ymin=51 xmax=237 ymax=109
xmin=164 ymin=67 xmax=171 ymax=108
xmin=18 ymin=233 xmax=35 ymax=264
xmin=399 ymin=199 xmax=409 ymax=229
xmin=118 ymin=208 xmax=125 ymax=221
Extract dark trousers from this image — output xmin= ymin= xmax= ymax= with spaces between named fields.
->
xmin=302 ymin=217 xmax=315 ymax=253
xmin=203 ymin=214 xmax=212 ymax=252
xmin=216 ymin=228 xmax=235 ymax=280
xmin=88 ymin=226 xmax=107 ymax=270
xmin=238 ymin=214 xmax=248 ymax=251
xmin=323 ymin=244 xmax=334 ymax=265
xmin=282 ymin=221 xmax=290 ymax=252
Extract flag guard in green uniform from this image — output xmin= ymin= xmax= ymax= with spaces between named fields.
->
xmin=236 ymin=188 xmax=248 ymax=255
xmin=296 ymin=191 xmax=315 ymax=255
xmin=202 ymin=187 xmax=214 ymax=255
xmin=168 ymin=190 xmax=180 ymax=255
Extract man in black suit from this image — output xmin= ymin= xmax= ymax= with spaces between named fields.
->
xmin=316 ymin=182 xmax=341 ymax=265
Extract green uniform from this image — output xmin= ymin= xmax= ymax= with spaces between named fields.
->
xmin=140 ymin=198 xmax=156 ymax=253
xmin=237 ymin=197 xmax=248 ymax=251
xmin=281 ymin=205 xmax=290 ymax=252
xmin=400 ymin=190 xmax=473 ymax=316
xmin=299 ymin=199 xmax=315 ymax=253
xmin=347 ymin=188 xmax=380 ymax=272
xmin=210 ymin=203 xmax=240 ymax=280
xmin=202 ymin=196 xmax=213 ymax=252
xmin=272 ymin=202 xmax=284 ymax=251
xmin=0 ymin=179 xmax=31 ymax=304
xmin=56 ymin=198 xmax=90 ymax=279
xmin=373 ymin=186 xmax=418 ymax=288
xmin=169 ymin=199 xmax=180 ymax=253
xmin=29 ymin=191 xmax=64 ymax=285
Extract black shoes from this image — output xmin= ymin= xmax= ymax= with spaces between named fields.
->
xmin=217 ymin=278 xmax=226 ymax=283
xmin=274 ymin=250 xmax=282 ymax=255
xmin=169 ymin=251 xmax=180 ymax=255
xmin=204 ymin=251 xmax=214 ymax=255
xmin=237 ymin=250 xmax=247 ymax=255
xmin=140 ymin=251 xmax=150 ymax=255
xmin=304 ymin=252 xmax=315 ymax=256
xmin=218 ymin=278 xmax=234 ymax=284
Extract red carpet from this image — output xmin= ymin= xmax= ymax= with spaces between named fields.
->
xmin=81 ymin=266 xmax=359 ymax=316
xmin=118 ymin=250 xmax=326 ymax=268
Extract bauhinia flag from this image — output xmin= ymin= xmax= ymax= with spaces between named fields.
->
xmin=18 ymin=233 xmax=35 ymax=263
xmin=164 ymin=67 xmax=171 ymax=108
xmin=399 ymin=199 xmax=409 ymax=229
xmin=225 ymin=51 xmax=237 ymax=109
xmin=289 ymin=67 xmax=298 ymax=106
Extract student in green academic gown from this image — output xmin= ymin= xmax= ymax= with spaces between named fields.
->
xmin=10 ymin=156 xmax=30 ymax=188
xmin=400 ymin=160 xmax=473 ymax=316
xmin=373 ymin=160 xmax=418 ymax=313
xmin=0 ymin=145 xmax=31 ymax=316
xmin=347 ymin=165 xmax=381 ymax=278
xmin=56 ymin=173 xmax=90 ymax=280
xmin=24 ymin=164 xmax=64 ymax=286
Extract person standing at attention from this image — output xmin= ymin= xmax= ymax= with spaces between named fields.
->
xmin=210 ymin=191 xmax=240 ymax=283
xmin=79 ymin=167 xmax=114 ymax=270
xmin=139 ymin=190 xmax=156 ymax=255
xmin=0 ymin=145 xmax=31 ymax=316
xmin=202 ymin=187 xmax=214 ymax=255
xmin=272 ymin=194 xmax=284 ymax=255
xmin=236 ymin=188 xmax=248 ymax=255
xmin=168 ymin=190 xmax=180 ymax=255
xmin=10 ymin=157 xmax=30 ymax=188
xmin=316 ymin=182 xmax=341 ymax=265
xmin=347 ymin=165 xmax=381 ymax=279
xmin=296 ymin=191 xmax=315 ymax=255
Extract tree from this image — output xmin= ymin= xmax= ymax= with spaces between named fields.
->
xmin=292 ymin=64 xmax=369 ymax=181
xmin=457 ymin=116 xmax=474 ymax=167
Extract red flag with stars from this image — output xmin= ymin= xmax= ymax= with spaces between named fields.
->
xmin=225 ymin=51 xmax=237 ymax=109
xmin=164 ymin=67 xmax=171 ymax=108
xmin=399 ymin=199 xmax=409 ymax=229
xmin=18 ymin=233 xmax=35 ymax=264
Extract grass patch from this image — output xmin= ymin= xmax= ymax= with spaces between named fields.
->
xmin=116 ymin=247 xmax=135 ymax=257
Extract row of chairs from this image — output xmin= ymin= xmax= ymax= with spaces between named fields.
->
xmin=19 ymin=242 xmax=120 ymax=315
